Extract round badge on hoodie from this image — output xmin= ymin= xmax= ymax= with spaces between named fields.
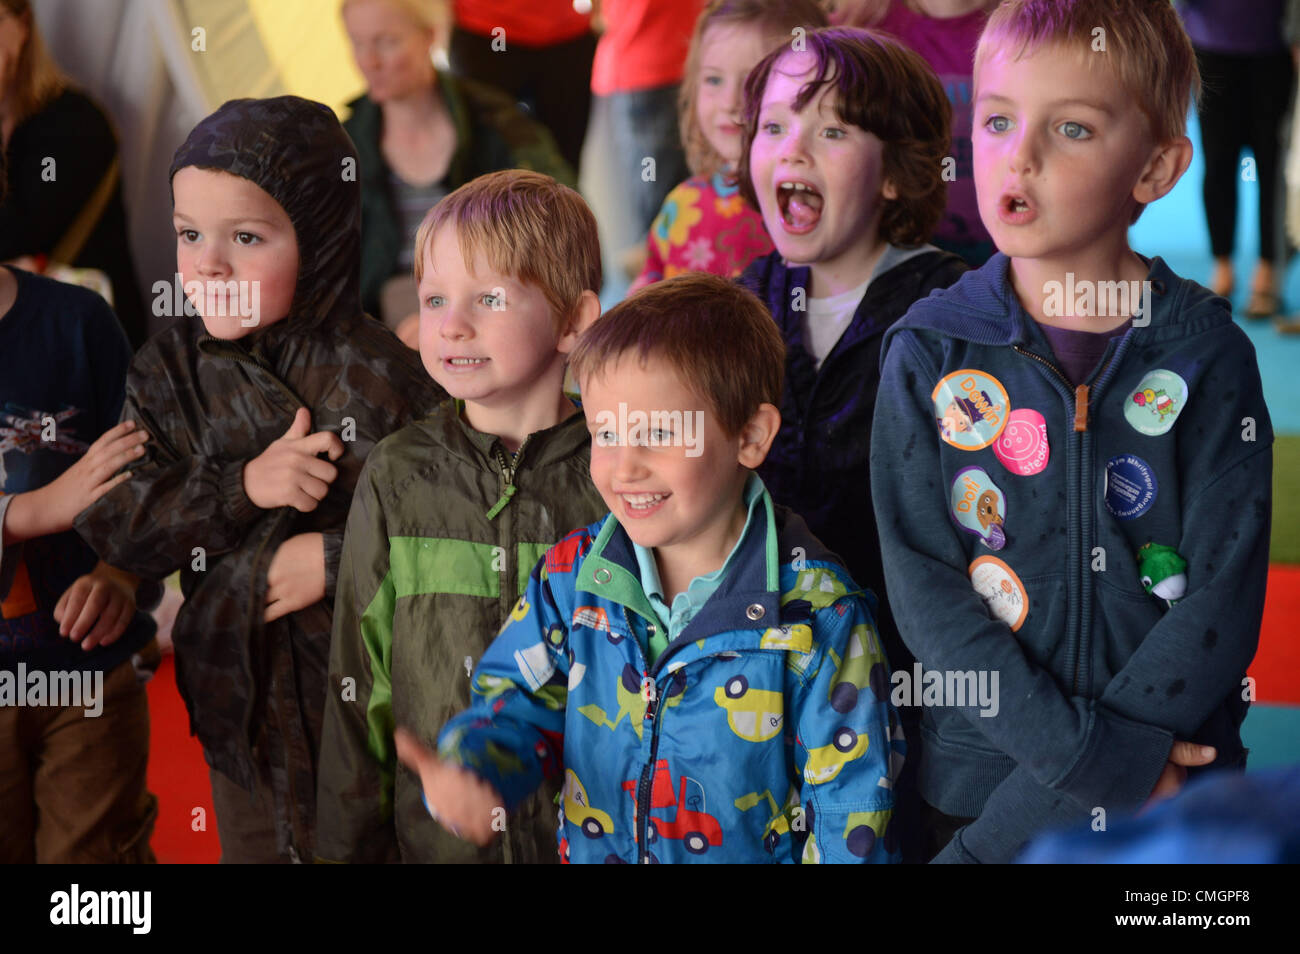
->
xmin=1124 ymin=369 xmax=1188 ymax=437
xmin=932 ymin=370 xmax=1010 ymax=451
xmin=993 ymin=408 xmax=1050 ymax=475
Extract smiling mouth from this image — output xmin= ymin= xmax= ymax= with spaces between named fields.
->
xmin=777 ymin=181 xmax=823 ymax=231
xmin=445 ymin=357 xmax=488 ymax=366
xmin=621 ymin=492 xmax=669 ymax=513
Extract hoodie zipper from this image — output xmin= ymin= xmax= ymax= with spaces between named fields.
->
xmin=1013 ymin=334 xmax=1131 ymax=697
xmin=1013 ymin=345 xmax=1086 ymax=696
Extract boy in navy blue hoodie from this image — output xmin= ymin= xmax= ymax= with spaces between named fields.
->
xmin=871 ymin=0 xmax=1273 ymax=863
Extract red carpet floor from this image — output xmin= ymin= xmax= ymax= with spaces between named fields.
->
xmin=145 ymin=655 xmax=219 ymax=863
xmin=144 ymin=566 xmax=1300 ymax=863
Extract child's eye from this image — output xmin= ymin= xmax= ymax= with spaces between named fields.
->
xmin=424 ymin=295 xmax=445 ymax=309
xmin=234 ymin=232 xmax=262 ymax=246
xmin=761 ymin=120 xmax=783 ymax=136
xmin=594 ymin=430 xmax=619 ymax=447
xmin=480 ymin=293 xmax=502 ymax=308
xmin=177 ymin=228 xmax=199 ymax=243
xmin=822 ymin=127 xmax=846 ymax=140
xmin=1057 ymin=121 xmax=1091 ymax=140
xmin=702 ymin=74 xmax=723 ymax=87
xmin=984 ymin=115 xmax=1012 ymax=134
xmin=650 ymin=429 xmax=674 ymax=443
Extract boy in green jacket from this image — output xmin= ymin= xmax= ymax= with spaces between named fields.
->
xmin=315 ymin=170 xmax=606 ymax=863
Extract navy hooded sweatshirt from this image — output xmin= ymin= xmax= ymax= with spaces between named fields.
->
xmin=870 ymin=252 xmax=1272 ymax=863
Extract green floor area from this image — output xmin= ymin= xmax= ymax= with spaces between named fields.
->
xmin=1274 ymin=436 xmax=1300 ymax=565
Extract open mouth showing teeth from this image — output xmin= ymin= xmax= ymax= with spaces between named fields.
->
xmin=1004 ymin=195 xmax=1030 ymax=213
xmin=777 ymin=181 xmax=823 ymax=229
xmin=623 ymin=492 xmax=668 ymax=510
xmin=447 ymin=358 xmax=487 ymax=366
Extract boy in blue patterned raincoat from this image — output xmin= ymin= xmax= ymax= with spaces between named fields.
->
xmin=396 ymin=274 xmax=903 ymax=863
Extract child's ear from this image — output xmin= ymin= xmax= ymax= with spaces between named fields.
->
xmin=1133 ymin=135 xmax=1193 ymax=206
xmin=882 ymin=176 xmax=899 ymax=201
xmin=736 ymin=403 xmax=782 ymax=469
xmin=556 ymin=290 xmax=601 ymax=355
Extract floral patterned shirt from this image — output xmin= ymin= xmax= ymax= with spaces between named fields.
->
xmin=632 ymin=171 xmax=774 ymax=291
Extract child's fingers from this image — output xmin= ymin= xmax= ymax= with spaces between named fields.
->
xmin=297 ymin=430 xmax=345 ymax=461
xmin=280 ymin=407 xmax=312 ymax=441
xmin=53 ymin=585 xmax=71 ymax=625
xmin=67 ymin=583 xmax=110 ymax=640
xmin=80 ymin=593 xmax=133 ymax=650
xmin=1167 ymin=740 xmax=1216 ymax=766
xmin=56 ymin=581 xmax=90 ymax=635
xmin=297 ymin=474 xmax=333 ymax=503
xmin=302 ymin=456 xmax=339 ymax=486
xmin=264 ymin=597 xmax=288 ymax=622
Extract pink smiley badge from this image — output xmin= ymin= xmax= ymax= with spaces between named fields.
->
xmin=993 ymin=409 xmax=1050 ymax=476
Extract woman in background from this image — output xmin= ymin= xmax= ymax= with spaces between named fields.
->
xmin=341 ymin=0 xmax=574 ymax=345
xmin=0 ymin=0 xmax=147 ymax=349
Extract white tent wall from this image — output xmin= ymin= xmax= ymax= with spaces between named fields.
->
xmin=35 ymin=0 xmax=365 ymax=338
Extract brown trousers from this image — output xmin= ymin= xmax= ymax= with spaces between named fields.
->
xmin=0 ymin=640 xmax=160 ymax=863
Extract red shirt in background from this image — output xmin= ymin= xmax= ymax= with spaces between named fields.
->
xmin=591 ymin=0 xmax=705 ymax=95
xmin=453 ymin=0 xmax=592 ymax=48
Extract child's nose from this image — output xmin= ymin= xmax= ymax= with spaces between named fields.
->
xmin=438 ymin=302 xmax=473 ymax=339
xmin=194 ymin=246 xmax=230 ymax=277
xmin=613 ymin=442 xmax=649 ymax=481
xmin=724 ymin=77 xmax=744 ymax=117
xmin=778 ymin=128 xmax=811 ymax=164
xmin=1009 ymin=129 xmax=1040 ymax=175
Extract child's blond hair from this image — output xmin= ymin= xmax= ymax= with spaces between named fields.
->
xmin=414 ymin=170 xmax=601 ymax=332
xmin=678 ymin=0 xmax=830 ymax=178
xmin=974 ymin=0 xmax=1200 ymax=147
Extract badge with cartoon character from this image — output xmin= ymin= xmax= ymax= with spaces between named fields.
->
xmin=932 ymin=370 xmax=1010 ymax=450
xmin=949 ymin=467 xmax=1008 ymax=549
xmin=1124 ymin=369 xmax=1188 ymax=437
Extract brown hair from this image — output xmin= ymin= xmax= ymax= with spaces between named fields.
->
xmin=414 ymin=169 xmax=602 ymax=331
xmin=975 ymin=0 xmax=1200 ymax=147
xmin=1 ymin=0 xmax=67 ymax=127
xmin=737 ymin=26 xmax=951 ymax=247
xmin=679 ymin=0 xmax=830 ymax=178
xmin=569 ymin=273 xmax=784 ymax=439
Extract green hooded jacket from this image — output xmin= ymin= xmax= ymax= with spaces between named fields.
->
xmin=315 ymin=400 xmax=607 ymax=863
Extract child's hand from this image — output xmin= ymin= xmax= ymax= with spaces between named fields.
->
xmin=54 ymin=561 xmax=140 ymax=650
xmin=394 ymin=728 xmax=505 ymax=846
xmin=9 ymin=420 xmax=149 ymax=541
xmin=1143 ymin=740 xmax=1217 ymax=809
xmin=264 ymin=531 xmax=325 ymax=622
xmin=242 ymin=408 xmax=344 ymax=512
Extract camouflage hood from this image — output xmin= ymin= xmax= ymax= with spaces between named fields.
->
xmin=170 ymin=95 xmax=363 ymax=343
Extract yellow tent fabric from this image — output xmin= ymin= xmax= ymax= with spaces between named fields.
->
xmin=175 ymin=0 xmax=366 ymax=116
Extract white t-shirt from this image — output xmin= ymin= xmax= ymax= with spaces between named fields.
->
xmin=802 ymin=244 xmax=938 ymax=369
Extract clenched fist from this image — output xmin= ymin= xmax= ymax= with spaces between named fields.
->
xmin=243 ymin=407 xmax=344 ymax=511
